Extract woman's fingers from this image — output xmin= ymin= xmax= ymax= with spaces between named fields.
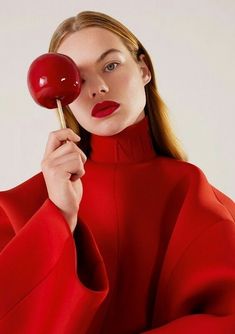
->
xmin=44 ymin=128 xmax=81 ymax=157
xmin=48 ymin=152 xmax=85 ymax=174
xmin=45 ymin=140 xmax=87 ymax=164
xmin=51 ymin=157 xmax=85 ymax=180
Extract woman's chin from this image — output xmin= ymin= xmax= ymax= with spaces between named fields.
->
xmin=80 ymin=116 xmax=122 ymax=136
xmin=79 ymin=112 xmax=143 ymax=136
xmin=91 ymin=126 xmax=125 ymax=137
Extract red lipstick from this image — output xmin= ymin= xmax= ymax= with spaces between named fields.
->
xmin=91 ymin=100 xmax=120 ymax=118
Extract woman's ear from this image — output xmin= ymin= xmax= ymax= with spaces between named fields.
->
xmin=138 ymin=54 xmax=151 ymax=85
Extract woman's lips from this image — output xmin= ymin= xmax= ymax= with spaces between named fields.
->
xmin=91 ymin=101 xmax=120 ymax=118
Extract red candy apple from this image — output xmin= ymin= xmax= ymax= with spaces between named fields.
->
xmin=27 ymin=52 xmax=81 ymax=109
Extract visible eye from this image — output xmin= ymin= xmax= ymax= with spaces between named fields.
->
xmin=104 ymin=62 xmax=119 ymax=72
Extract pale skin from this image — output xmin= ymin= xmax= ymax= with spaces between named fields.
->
xmin=41 ymin=27 xmax=151 ymax=233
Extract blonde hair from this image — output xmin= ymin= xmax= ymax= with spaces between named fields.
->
xmin=49 ymin=10 xmax=187 ymax=161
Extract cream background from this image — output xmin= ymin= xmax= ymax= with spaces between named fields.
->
xmin=0 ymin=0 xmax=234 ymax=199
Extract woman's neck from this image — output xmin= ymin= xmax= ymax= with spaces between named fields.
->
xmin=89 ymin=116 xmax=157 ymax=164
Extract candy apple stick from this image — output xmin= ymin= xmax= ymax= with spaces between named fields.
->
xmin=56 ymin=99 xmax=66 ymax=129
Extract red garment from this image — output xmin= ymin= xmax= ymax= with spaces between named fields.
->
xmin=0 ymin=116 xmax=235 ymax=333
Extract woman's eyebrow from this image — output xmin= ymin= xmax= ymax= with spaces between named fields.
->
xmin=96 ymin=48 xmax=122 ymax=63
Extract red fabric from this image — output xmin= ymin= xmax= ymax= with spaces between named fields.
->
xmin=0 ymin=116 xmax=235 ymax=333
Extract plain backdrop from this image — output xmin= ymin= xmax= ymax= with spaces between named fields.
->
xmin=0 ymin=0 xmax=234 ymax=199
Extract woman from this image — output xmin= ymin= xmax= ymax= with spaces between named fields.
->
xmin=0 ymin=10 xmax=235 ymax=334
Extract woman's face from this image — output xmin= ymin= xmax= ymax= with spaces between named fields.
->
xmin=57 ymin=27 xmax=151 ymax=136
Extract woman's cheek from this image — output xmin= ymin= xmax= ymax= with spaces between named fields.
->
xmin=69 ymin=99 xmax=87 ymax=123
xmin=116 ymin=72 xmax=134 ymax=93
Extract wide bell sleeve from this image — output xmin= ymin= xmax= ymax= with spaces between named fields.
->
xmin=0 ymin=197 xmax=109 ymax=334
xmin=138 ymin=163 xmax=235 ymax=333
xmin=138 ymin=218 xmax=235 ymax=333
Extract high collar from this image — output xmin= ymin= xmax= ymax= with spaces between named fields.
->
xmin=90 ymin=116 xmax=157 ymax=164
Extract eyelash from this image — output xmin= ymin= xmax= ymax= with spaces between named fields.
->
xmin=104 ymin=62 xmax=120 ymax=72
xmin=81 ymin=62 xmax=120 ymax=84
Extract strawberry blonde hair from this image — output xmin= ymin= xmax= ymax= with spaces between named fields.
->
xmin=49 ymin=10 xmax=187 ymax=161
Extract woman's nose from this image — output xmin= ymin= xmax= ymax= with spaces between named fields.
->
xmin=88 ymin=77 xmax=109 ymax=98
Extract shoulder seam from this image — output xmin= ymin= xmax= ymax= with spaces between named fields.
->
xmin=211 ymin=186 xmax=235 ymax=222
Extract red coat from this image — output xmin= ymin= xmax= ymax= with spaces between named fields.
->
xmin=0 ymin=117 xmax=235 ymax=333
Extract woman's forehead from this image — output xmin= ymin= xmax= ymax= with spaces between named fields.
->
xmin=57 ymin=27 xmax=128 ymax=65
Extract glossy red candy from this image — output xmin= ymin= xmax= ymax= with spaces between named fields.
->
xmin=27 ymin=53 xmax=81 ymax=109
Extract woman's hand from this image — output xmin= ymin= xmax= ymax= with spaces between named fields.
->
xmin=41 ymin=128 xmax=87 ymax=233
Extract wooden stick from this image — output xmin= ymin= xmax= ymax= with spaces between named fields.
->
xmin=56 ymin=99 xmax=66 ymax=129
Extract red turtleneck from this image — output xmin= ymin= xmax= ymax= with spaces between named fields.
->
xmin=0 ymin=116 xmax=235 ymax=333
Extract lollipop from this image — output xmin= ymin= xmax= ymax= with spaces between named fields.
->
xmin=27 ymin=52 xmax=81 ymax=129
